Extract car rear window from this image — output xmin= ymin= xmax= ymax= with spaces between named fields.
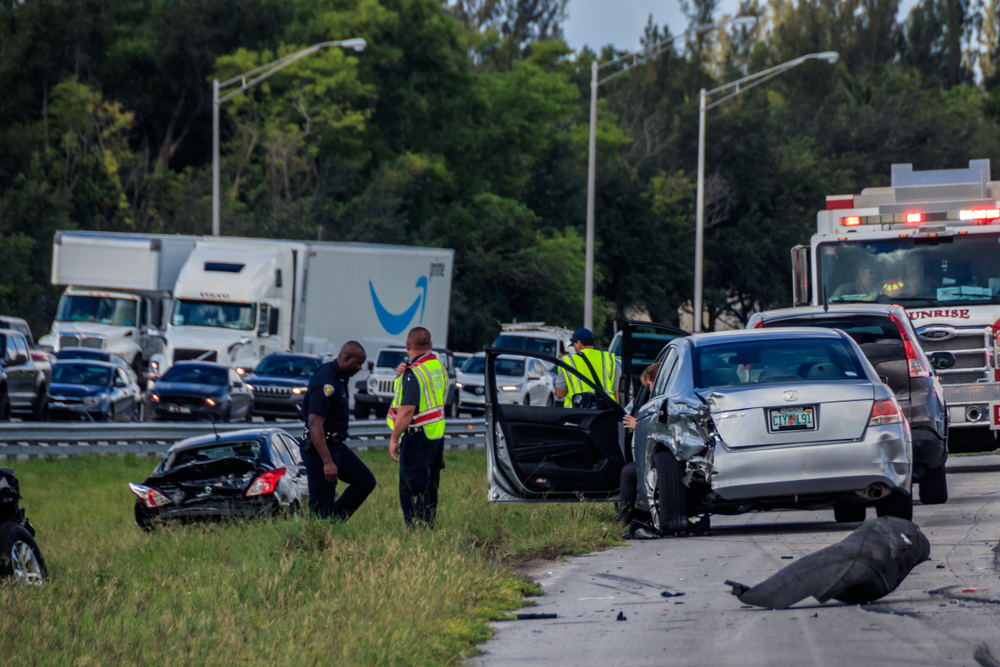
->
xmin=693 ymin=337 xmax=864 ymax=388
xmin=167 ymin=441 xmax=261 ymax=470
xmin=764 ymin=317 xmax=905 ymax=364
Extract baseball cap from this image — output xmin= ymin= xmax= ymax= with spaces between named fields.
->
xmin=570 ymin=327 xmax=594 ymax=343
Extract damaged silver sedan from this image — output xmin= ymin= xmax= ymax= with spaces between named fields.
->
xmin=485 ymin=326 xmax=913 ymax=534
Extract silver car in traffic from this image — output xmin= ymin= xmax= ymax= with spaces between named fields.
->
xmin=484 ymin=326 xmax=913 ymax=534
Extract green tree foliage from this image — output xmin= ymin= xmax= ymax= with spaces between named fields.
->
xmin=2 ymin=0 xmax=1000 ymax=348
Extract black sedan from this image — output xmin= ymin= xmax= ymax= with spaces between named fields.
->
xmin=128 ymin=428 xmax=308 ymax=530
xmin=150 ymin=362 xmax=253 ymax=422
xmin=245 ymin=353 xmax=322 ymax=420
xmin=55 ymin=348 xmax=137 ymax=384
xmin=48 ymin=361 xmax=141 ymax=422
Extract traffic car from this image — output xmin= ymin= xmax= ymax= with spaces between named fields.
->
xmin=129 ymin=428 xmax=308 ymax=530
xmin=55 ymin=348 xmax=138 ymax=385
xmin=0 ymin=466 xmax=46 ymax=585
xmin=149 ymin=362 xmax=253 ymax=422
xmin=245 ymin=353 xmax=323 ymax=420
xmin=354 ymin=347 xmax=459 ymax=419
xmin=747 ymin=304 xmax=949 ymax=505
xmin=484 ymin=326 xmax=914 ymax=534
xmin=48 ymin=360 xmax=142 ymax=422
xmin=458 ymin=352 xmax=555 ymax=416
xmin=0 ymin=329 xmax=48 ymax=421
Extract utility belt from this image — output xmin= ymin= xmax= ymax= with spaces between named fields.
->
xmin=300 ymin=428 xmax=347 ymax=451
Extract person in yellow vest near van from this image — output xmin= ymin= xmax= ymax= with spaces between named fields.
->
xmin=554 ymin=328 xmax=619 ymax=407
xmin=388 ymin=327 xmax=448 ymax=527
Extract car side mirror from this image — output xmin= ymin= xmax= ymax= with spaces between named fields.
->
xmin=115 ymin=377 xmax=127 ymax=388
xmin=928 ymin=351 xmax=956 ymax=370
xmin=528 ymin=374 xmax=541 ymax=381
xmin=12 ymin=354 xmax=26 ymax=365
xmin=367 ymin=361 xmax=374 ymax=371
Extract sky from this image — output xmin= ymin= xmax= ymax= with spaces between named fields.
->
xmin=562 ymin=0 xmax=923 ymax=53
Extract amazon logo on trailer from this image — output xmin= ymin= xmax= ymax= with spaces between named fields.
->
xmin=369 ymin=276 xmax=428 ymax=335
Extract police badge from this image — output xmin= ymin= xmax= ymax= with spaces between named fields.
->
xmin=323 ymin=384 xmax=334 ymax=396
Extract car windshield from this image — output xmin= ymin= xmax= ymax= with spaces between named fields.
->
xmin=161 ymin=365 xmax=228 ymax=385
xmin=492 ymin=335 xmax=558 ymax=356
xmin=693 ymin=338 xmax=864 ymax=388
xmin=819 ymin=233 xmax=1000 ymax=307
xmin=171 ymin=299 xmax=255 ymax=330
xmin=255 ymin=356 xmax=319 ymax=378
xmin=53 ymin=363 xmax=112 ymax=386
xmin=765 ymin=317 xmax=905 ymax=364
xmin=463 ymin=357 xmax=524 ymax=376
xmin=56 ymin=350 xmax=107 ymax=362
xmin=377 ymin=350 xmax=408 ymax=368
xmin=167 ymin=441 xmax=261 ymax=469
xmin=56 ymin=295 xmax=137 ymax=326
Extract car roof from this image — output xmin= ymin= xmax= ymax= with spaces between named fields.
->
xmin=57 ymin=348 xmax=112 ymax=355
xmin=53 ymin=360 xmax=116 ymax=369
xmin=166 ymin=428 xmax=287 ymax=453
xmin=260 ymin=352 xmax=321 ymax=360
xmin=169 ymin=361 xmax=229 ymax=370
xmin=757 ymin=304 xmax=899 ymax=319
xmin=687 ymin=327 xmax=849 ymax=347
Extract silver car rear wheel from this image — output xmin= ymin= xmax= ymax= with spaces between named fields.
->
xmin=12 ymin=540 xmax=44 ymax=586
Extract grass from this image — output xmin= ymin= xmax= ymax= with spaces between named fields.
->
xmin=0 ymin=450 xmax=622 ymax=666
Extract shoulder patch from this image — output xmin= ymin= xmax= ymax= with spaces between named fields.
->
xmin=323 ymin=384 xmax=334 ymax=396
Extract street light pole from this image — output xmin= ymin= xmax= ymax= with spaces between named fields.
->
xmin=691 ymin=51 xmax=839 ymax=332
xmin=583 ymin=15 xmax=757 ymax=330
xmin=210 ymin=38 xmax=366 ymax=237
xmin=585 ymin=61 xmax=598 ymax=329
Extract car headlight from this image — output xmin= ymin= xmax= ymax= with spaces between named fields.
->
xmin=205 ymin=398 xmax=217 ymax=407
xmin=500 ymin=385 xmax=521 ymax=392
xmin=151 ymin=393 xmax=160 ymax=403
xmin=456 ymin=382 xmax=463 ymax=388
xmin=245 ymin=384 xmax=254 ymax=391
xmin=84 ymin=393 xmax=107 ymax=405
xmin=292 ymin=387 xmax=305 ymax=394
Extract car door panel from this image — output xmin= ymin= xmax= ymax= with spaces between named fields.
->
xmin=486 ymin=347 xmax=626 ymax=502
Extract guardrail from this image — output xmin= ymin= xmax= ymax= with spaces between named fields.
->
xmin=0 ymin=419 xmax=487 ymax=459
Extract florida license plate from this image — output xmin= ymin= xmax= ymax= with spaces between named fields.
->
xmin=769 ymin=406 xmax=816 ymax=431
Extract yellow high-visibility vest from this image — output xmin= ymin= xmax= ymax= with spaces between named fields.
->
xmin=387 ymin=353 xmax=447 ymax=439
xmin=559 ymin=349 xmax=616 ymax=407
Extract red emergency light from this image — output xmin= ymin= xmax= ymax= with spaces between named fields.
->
xmin=905 ymin=212 xmax=922 ymax=224
xmin=841 ymin=216 xmax=861 ymax=226
xmin=958 ymin=208 xmax=1000 ymax=221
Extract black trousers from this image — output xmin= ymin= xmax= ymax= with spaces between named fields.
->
xmin=617 ymin=462 xmax=638 ymax=524
xmin=398 ymin=430 xmax=445 ymax=526
xmin=301 ymin=439 xmax=376 ymax=521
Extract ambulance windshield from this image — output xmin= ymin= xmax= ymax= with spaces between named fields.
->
xmin=817 ymin=233 xmax=1000 ymax=307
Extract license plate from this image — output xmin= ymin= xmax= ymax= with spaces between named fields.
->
xmin=769 ymin=406 xmax=816 ymax=431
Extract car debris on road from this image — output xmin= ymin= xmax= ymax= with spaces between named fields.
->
xmin=725 ymin=517 xmax=930 ymax=609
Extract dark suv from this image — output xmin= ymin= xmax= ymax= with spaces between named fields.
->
xmin=0 ymin=330 xmax=48 ymax=421
xmin=747 ymin=304 xmax=949 ymax=507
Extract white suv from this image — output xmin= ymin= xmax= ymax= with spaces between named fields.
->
xmin=457 ymin=353 xmax=554 ymax=415
xmin=353 ymin=347 xmax=458 ymax=419
xmin=490 ymin=323 xmax=573 ymax=370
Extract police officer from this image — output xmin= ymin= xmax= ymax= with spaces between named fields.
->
xmin=300 ymin=341 xmax=376 ymax=521
xmin=388 ymin=327 xmax=448 ymax=527
xmin=554 ymin=327 xmax=619 ymax=406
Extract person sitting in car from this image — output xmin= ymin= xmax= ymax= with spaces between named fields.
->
xmin=619 ymin=362 xmax=660 ymax=525
xmin=833 ymin=263 xmax=879 ymax=301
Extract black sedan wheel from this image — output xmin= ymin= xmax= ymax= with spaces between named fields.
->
xmin=0 ymin=521 xmax=46 ymax=586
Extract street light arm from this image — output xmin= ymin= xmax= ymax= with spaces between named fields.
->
xmin=703 ymin=51 xmax=838 ymax=102
xmin=705 ymin=66 xmax=795 ymax=110
xmin=217 ymin=39 xmax=367 ymax=103
xmin=596 ymin=15 xmax=758 ymax=76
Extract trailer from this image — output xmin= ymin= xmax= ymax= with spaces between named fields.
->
xmin=792 ymin=159 xmax=1000 ymax=451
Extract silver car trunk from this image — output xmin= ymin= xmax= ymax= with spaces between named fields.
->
xmin=700 ymin=381 xmax=874 ymax=447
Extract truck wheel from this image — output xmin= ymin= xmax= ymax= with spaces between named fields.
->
xmin=354 ymin=405 xmax=371 ymax=420
xmin=918 ymin=465 xmax=948 ymax=505
xmin=32 ymin=389 xmax=48 ymax=422
xmin=650 ymin=451 xmax=688 ymax=535
xmin=833 ymin=503 xmax=866 ymax=523
xmin=875 ymin=489 xmax=913 ymax=521
xmin=0 ymin=392 xmax=9 ymax=421
xmin=0 ymin=521 xmax=47 ymax=585
xmin=374 ymin=406 xmax=389 ymax=420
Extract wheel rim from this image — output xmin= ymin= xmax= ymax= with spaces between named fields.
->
xmin=11 ymin=541 xmax=43 ymax=586
xmin=647 ymin=466 xmax=660 ymax=529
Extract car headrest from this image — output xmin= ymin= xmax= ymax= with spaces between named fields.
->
xmin=705 ymin=368 xmax=741 ymax=387
xmin=806 ymin=362 xmax=844 ymax=379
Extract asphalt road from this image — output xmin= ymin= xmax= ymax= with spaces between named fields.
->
xmin=472 ymin=467 xmax=1000 ymax=667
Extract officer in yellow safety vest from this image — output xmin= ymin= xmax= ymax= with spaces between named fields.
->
xmin=554 ymin=328 xmax=619 ymax=407
xmin=388 ymin=327 xmax=448 ymax=527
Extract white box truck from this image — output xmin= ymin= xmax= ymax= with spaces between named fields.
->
xmin=40 ymin=232 xmax=198 ymax=374
xmin=147 ymin=236 xmax=454 ymax=378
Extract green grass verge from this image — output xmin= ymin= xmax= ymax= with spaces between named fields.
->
xmin=1 ymin=450 xmax=621 ymax=665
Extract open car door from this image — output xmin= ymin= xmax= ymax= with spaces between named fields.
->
xmin=486 ymin=347 xmax=626 ymax=503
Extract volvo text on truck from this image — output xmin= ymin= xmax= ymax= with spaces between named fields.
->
xmin=791 ymin=159 xmax=1000 ymax=452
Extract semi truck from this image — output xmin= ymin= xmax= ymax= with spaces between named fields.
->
xmin=42 ymin=232 xmax=454 ymax=381
xmin=791 ymin=159 xmax=1000 ymax=451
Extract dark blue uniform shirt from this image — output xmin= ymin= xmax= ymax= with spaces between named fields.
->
xmin=400 ymin=368 xmax=421 ymax=407
xmin=302 ymin=360 xmax=350 ymax=435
